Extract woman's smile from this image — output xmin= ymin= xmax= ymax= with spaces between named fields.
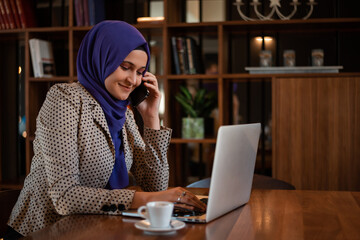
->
xmin=118 ymin=82 xmax=133 ymax=91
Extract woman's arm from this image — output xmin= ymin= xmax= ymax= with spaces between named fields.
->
xmin=125 ymin=109 xmax=171 ymax=192
xmin=40 ymin=84 xmax=136 ymax=215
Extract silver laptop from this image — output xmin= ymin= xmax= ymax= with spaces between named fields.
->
xmin=122 ymin=123 xmax=261 ymax=223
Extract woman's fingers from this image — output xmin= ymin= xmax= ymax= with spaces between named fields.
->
xmin=142 ymin=72 xmax=158 ymax=86
xmin=142 ymin=72 xmax=160 ymax=98
xmin=173 ymin=188 xmax=207 ymax=211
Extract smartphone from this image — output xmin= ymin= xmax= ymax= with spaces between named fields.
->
xmin=129 ymin=81 xmax=149 ymax=107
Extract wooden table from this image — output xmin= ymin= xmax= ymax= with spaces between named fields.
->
xmin=25 ymin=189 xmax=360 ymax=240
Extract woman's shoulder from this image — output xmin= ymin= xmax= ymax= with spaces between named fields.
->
xmin=48 ymin=82 xmax=96 ymax=103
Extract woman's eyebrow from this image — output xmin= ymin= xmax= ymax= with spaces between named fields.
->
xmin=122 ymin=61 xmax=146 ymax=70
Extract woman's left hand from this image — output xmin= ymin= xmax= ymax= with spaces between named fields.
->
xmin=136 ymin=72 xmax=161 ymax=130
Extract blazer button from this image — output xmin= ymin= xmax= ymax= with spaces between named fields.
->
xmin=109 ymin=204 xmax=117 ymax=212
xmin=101 ymin=205 xmax=110 ymax=212
xmin=118 ymin=204 xmax=125 ymax=211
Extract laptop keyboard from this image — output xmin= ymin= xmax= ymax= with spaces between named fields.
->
xmin=200 ymin=198 xmax=208 ymax=205
xmin=173 ymin=208 xmax=205 ymax=217
xmin=172 ymin=198 xmax=208 ymax=217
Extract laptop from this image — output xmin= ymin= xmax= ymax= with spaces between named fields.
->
xmin=122 ymin=123 xmax=261 ymax=223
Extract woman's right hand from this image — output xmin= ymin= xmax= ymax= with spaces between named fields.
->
xmin=130 ymin=187 xmax=207 ymax=212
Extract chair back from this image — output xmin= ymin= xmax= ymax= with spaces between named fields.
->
xmin=186 ymin=174 xmax=295 ymax=190
xmin=0 ymin=189 xmax=21 ymax=236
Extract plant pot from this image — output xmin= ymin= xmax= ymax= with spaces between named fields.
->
xmin=182 ymin=117 xmax=204 ymax=139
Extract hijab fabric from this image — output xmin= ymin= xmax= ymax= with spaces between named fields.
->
xmin=77 ymin=20 xmax=150 ymax=189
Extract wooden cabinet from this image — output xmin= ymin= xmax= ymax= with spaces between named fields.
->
xmin=272 ymin=74 xmax=360 ymax=190
xmin=1 ymin=0 xmax=360 ymax=190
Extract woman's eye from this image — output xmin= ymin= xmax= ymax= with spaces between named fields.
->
xmin=120 ymin=65 xmax=129 ymax=70
xmin=136 ymin=71 xmax=143 ymax=76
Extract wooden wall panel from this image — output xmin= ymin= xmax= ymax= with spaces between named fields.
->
xmin=272 ymin=76 xmax=360 ymax=190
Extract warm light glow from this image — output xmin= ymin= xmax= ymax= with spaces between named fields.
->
xmin=137 ymin=17 xmax=165 ymax=22
xmin=18 ymin=66 xmax=22 ymax=75
xmin=255 ymin=36 xmax=273 ymax=42
xmin=22 ymin=131 xmax=27 ymax=138
xmin=159 ymin=87 xmax=165 ymax=115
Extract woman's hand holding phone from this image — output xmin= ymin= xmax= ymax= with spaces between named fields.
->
xmin=135 ymin=72 xmax=161 ymax=130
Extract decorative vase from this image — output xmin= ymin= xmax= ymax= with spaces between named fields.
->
xmin=182 ymin=117 xmax=204 ymax=139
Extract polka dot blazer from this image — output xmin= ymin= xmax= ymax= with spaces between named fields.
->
xmin=8 ymin=82 xmax=172 ymax=236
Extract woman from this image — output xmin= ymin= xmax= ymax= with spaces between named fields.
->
xmin=6 ymin=20 xmax=206 ymax=238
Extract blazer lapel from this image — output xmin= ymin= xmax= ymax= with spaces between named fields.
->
xmin=90 ymin=102 xmax=115 ymax=158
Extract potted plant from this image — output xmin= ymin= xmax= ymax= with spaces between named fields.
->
xmin=175 ymin=85 xmax=217 ymax=139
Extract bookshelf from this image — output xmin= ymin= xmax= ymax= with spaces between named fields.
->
xmin=0 ymin=0 xmax=360 ymax=190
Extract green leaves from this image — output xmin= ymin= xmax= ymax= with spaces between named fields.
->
xmin=175 ymin=85 xmax=217 ymax=118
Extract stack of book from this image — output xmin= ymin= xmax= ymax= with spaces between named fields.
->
xmin=0 ymin=0 xmax=36 ymax=29
xmin=29 ymin=38 xmax=56 ymax=78
xmin=171 ymin=36 xmax=202 ymax=75
xmin=74 ymin=0 xmax=105 ymax=26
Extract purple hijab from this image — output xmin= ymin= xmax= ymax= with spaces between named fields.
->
xmin=77 ymin=20 xmax=150 ymax=189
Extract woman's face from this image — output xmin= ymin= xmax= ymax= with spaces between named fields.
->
xmin=104 ymin=50 xmax=147 ymax=100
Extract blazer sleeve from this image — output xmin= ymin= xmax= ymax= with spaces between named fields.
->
xmin=124 ymin=109 xmax=172 ymax=192
xmin=37 ymin=84 xmax=135 ymax=216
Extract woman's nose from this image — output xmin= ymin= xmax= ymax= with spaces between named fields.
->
xmin=127 ymin=71 xmax=137 ymax=85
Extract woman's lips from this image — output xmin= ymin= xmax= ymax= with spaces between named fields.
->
xmin=118 ymin=83 xmax=132 ymax=92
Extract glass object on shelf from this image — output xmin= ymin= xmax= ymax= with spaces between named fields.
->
xmin=186 ymin=0 xmax=225 ymax=23
xmin=259 ymin=50 xmax=272 ymax=67
xmin=202 ymin=0 xmax=225 ymax=22
xmin=182 ymin=118 xmax=204 ymax=139
xmin=150 ymin=0 xmax=164 ymax=18
xmin=283 ymin=49 xmax=296 ymax=67
xmin=311 ymin=49 xmax=324 ymax=66
xmin=186 ymin=0 xmax=200 ymax=23
xmin=149 ymin=37 xmax=163 ymax=75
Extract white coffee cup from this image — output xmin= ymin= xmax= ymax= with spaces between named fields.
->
xmin=137 ymin=201 xmax=174 ymax=228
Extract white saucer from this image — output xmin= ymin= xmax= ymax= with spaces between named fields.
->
xmin=135 ymin=220 xmax=185 ymax=232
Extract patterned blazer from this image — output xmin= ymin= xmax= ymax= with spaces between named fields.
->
xmin=8 ymin=82 xmax=172 ymax=236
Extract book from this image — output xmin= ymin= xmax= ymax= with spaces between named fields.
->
xmin=176 ymin=37 xmax=188 ymax=74
xmin=0 ymin=1 xmax=10 ymax=29
xmin=0 ymin=0 xmax=10 ymax=29
xmin=88 ymin=0 xmax=105 ymax=26
xmin=51 ymin=0 xmax=68 ymax=27
xmin=29 ymin=38 xmax=56 ymax=78
xmin=0 ymin=9 xmax=5 ymax=29
xmin=186 ymin=37 xmax=196 ymax=74
xmin=171 ymin=37 xmax=181 ymax=75
xmin=35 ymin=0 xmax=52 ymax=27
xmin=9 ymin=0 xmax=21 ymax=28
xmin=171 ymin=36 xmax=203 ymax=75
xmin=185 ymin=36 xmax=202 ymax=74
xmin=2 ymin=0 xmax=15 ymax=28
xmin=82 ymin=0 xmax=89 ymax=26
xmin=15 ymin=0 xmax=36 ymax=28
xmin=74 ymin=0 xmax=83 ymax=26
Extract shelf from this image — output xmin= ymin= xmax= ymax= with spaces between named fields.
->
xmin=0 ymin=24 xmax=163 ymax=34
xmin=171 ymin=138 xmax=217 ymax=144
xmin=0 ymin=183 xmax=23 ymax=190
xmin=1 ymin=18 xmax=360 ymax=35
xmin=29 ymin=76 xmax=75 ymax=82
xmin=134 ymin=22 xmax=165 ymax=29
xmin=167 ymin=74 xmax=219 ymax=80
xmin=166 ymin=18 xmax=360 ymax=32
xmin=245 ymin=66 xmax=343 ymax=74
xmin=0 ymin=178 xmax=25 ymax=190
